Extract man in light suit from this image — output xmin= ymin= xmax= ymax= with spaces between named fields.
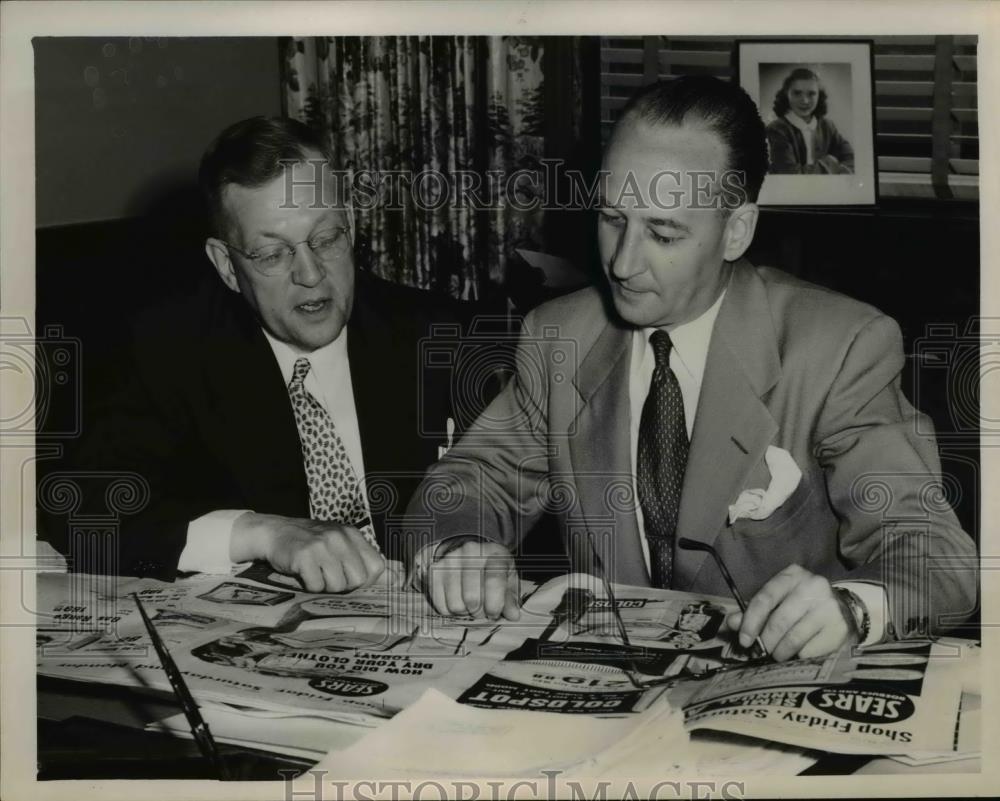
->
xmin=404 ymin=77 xmax=977 ymax=661
xmin=47 ymin=117 xmax=460 ymax=591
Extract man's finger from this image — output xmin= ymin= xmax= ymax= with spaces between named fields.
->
xmin=796 ymin=608 xmax=852 ymax=660
xmin=758 ymin=592 xmax=812 ymax=654
xmin=442 ymin=559 xmax=471 ymax=616
xmin=344 ymin=527 xmax=387 ymax=586
xmin=329 ymin=529 xmax=371 ymax=589
xmin=482 ymin=558 xmax=510 ymax=620
xmin=429 ymin=571 xmax=451 ymax=617
xmin=502 ymin=574 xmax=521 ymax=621
xmin=739 ymin=564 xmax=806 ymax=647
xmin=771 ymin=605 xmax=826 ymax=662
xmin=319 ymin=558 xmax=348 ymax=594
xmin=297 ymin=560 xmax=326 ymax=594
xmin=462 ymin=560 xmax=485 ymax=617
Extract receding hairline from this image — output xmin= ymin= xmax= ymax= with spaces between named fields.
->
xmin=215 ymin=151 xmax=344 ymax=241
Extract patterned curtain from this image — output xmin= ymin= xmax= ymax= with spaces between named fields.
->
xmin=282 ymin=36 xmax=584 ymax=300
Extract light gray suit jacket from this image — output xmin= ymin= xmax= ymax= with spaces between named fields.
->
xmin=404 ymin=259 xmax=977 ymax=638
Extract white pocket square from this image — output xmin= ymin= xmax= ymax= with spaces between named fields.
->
xmin=728 ymin=445 xmax=802 ymax=524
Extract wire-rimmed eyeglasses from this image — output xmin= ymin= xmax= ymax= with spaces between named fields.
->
xmin=223 ymin=226 xmax=351 ymax=276
xmin=585 ymin=533 xmax=771 ymax=691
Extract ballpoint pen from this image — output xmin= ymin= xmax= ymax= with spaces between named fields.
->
xmin=676 ymin=537 xmax=770 ymax=658
xmin=132 ymin=593 xmax=231 ymax=780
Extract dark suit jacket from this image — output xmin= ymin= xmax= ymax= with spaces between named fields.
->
xmin=406 ymin=260 xmax=977 ymax=639
xmin=49 ymin=271 xmax=462 ymax=580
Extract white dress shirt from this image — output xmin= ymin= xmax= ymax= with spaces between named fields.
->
xmin=626 ymin=286 xmax=885 ymax=644
xmin=784 ymin=112 xmax=818 ymax=165
xmin=177 ymin=326 xmax=368 ymax=573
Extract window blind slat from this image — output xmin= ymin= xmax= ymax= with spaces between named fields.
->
xmin=875 ymin=54 xmax=936 ymax=71
xmin=877 ymin=80 xmax=934 ymax=97
xmin=657 ymin=50 xmax=731 ymax=70
xmin=602 ymin=48 xmax=643 ymax=64
xmin=950 ymin=158 xmax=978 ymax=175
xmin=599 ymin=36 xmax=978 ymax=200
xmin=879 ymin=156 xmax=932 ymax=172
xmin=878 ymin=106 xmax=934 ymax=122
xmin=953 ymin=55 xmax=977 ymax=73
xmin=601 ymin=72 xmax=646 ymax=89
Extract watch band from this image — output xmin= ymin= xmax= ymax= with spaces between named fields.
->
xmin=833 ymin=586 xmax=871 ymax=644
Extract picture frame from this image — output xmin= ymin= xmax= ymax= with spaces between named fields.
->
xmin=737 ymin=40 xmax=877 ymax=206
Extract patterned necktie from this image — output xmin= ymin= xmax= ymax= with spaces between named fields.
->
xmin=637 ymin=331 xmax=689 ymax=589
xmin=288 ymin=357 xmax=379 ymax=550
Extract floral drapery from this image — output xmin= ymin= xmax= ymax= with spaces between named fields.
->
xmin=282 ymin=36 xmax=584 ymax=299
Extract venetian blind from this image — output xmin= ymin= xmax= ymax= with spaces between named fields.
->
xmin=600 ymin=36 xmax=978 ymax=200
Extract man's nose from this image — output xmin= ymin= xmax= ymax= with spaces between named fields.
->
xmin=290 ymin=243 xmax=325 ymax=286
xmin=609 ymin=228 xmax=643 ymax=281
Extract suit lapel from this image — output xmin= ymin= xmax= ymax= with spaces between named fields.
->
xmin=674 ymin=259 xmax=780 ymax=586
xmin=570 ymin=316 xmax=648 ymax=586
xmin=202 ymin=289 xmax=309 ymax=516
xmin=347 ymin=280 xmax=424 ymax=538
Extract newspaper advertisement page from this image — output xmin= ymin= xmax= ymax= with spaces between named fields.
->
xmin=36 ymin=570 xmax=536 ymax=719
xmin=674 ymin=640 xmax=963 ymax=754
xmin=457 ymin=574 xmax=750 ymax=715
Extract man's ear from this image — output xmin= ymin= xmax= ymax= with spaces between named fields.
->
xmin=721 ymin=203 xmax=760 ymax=263
xmin=205 ymin=238 xmax=240 ymax=294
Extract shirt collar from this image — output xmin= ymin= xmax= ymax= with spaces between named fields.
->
xmin=262 ymin=326 xmax=349 ymax=387
xmin=784 ymin=112 xmax=818 ymax=134
xmin=640 ymin=284 xmax=727 ymax=385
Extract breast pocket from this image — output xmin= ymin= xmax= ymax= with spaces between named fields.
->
xmin=728 ymin=476 xmax=818 ymax=540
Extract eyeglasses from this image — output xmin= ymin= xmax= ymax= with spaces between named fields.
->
xmin=223 ymin=227 xmax=351 ymax=276
xmin=585 ymin=533 xmax=771 ymax=691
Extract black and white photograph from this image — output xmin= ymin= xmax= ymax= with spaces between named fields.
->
xmin=1 ymin=2 xmax=995 ymax=799
xmin=739 ymin=40 xmax=877 ymax=205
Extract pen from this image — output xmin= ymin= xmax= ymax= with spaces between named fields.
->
xmin=132 ymin=593 xmax=231 ymax=780
xmin=676 ymin=537 xmax=769 ymax=658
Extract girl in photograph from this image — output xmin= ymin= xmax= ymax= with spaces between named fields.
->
xmin=766 ymin=67 xmax=855 ymax=175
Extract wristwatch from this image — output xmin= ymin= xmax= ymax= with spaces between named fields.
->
xmin=833 ymin=586 xmax=871 ymax=644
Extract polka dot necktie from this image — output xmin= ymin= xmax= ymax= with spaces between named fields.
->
xmin=288 ymin=357 xmax=379 ymax=550
xmin=637 ymin=331 xmax=689 ymax=589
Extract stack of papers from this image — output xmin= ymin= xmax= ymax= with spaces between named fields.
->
xmin=148 ymin=702 xmax=373 ymax=760
xmin=315 ymin=688 xmax=686 ymax=778
xmin=38 ymin=570 xmax=978 ymax=776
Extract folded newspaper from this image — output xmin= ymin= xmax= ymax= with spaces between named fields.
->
xmin=37 ymin=569 xmax=969 ymax=758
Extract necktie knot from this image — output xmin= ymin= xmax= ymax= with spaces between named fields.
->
xmin=290 ymin=357 xmax=311 ymax=391
xmin=649 ymin=330 xmax=673 ymax=369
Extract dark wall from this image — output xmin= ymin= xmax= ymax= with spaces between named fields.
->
xmin=34 ymin=36 xmax=282 ymax=227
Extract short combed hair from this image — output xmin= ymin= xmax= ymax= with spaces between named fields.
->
xmin=772 ymin=67 xmax=829 ymax=119
xmin=614 ymin=75 xmax=769 ymax=205
xmin=198 ymin=116 xmax=333 ymax=237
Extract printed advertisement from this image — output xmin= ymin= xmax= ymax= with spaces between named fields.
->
xmin=676 ymin=640 xmax=963 ymax=754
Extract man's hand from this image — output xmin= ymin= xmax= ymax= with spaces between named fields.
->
xmin=422 ymin=540 xmax=520 ymax=621
xmin=726 ymin=564 xmax=857 ymax=661
xmin=231 ymin=512 xmax=385 ymax=593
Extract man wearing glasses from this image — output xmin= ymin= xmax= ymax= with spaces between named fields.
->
xmin=61 ymin=116 xmax=458 ymax=591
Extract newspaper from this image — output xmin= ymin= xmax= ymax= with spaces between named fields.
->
xmin=456 ymin=574 xmax=965 ymax=757
xmin=37 ymin=571 xmax=967 ymax=757
xmin=37 ymin=569 xmax=534 ymax=720
xmin=457 ymin=574 xmax=750 ymax=716
xmin=673 ymin=639 xmax=964 ymax=755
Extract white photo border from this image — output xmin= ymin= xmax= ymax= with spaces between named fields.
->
xmin=739 ymin=39 xmax=877 ymax=206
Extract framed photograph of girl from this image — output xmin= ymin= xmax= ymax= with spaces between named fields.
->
xmin=738 ymin=40 xmax=877 ymax=206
